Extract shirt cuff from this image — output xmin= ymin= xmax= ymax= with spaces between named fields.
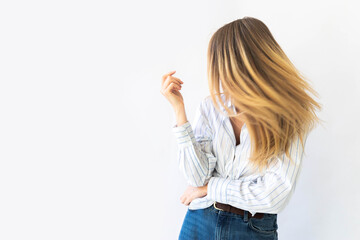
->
xmin=172 ymin=121 xmax=195 ymax=147
xmin=207 ymin=176 xmax=232 ymax=204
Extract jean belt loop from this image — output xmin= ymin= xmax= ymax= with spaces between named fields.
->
xmin=244 ymin=210 xmax=248 ymax=222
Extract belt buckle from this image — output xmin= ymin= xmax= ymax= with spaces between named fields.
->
xmin=213 ymin=201 xmax=223 ymax=211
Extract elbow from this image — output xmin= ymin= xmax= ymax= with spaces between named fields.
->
xmin=265 ymin=185 xmax=294 ymax=210
xmin=187 ymin=171 xmax=211 ymax=187
xmin=187 ymin=177 xmax=207 ymax=187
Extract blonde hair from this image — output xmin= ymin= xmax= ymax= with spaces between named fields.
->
xmin=207 ymin=16 xmax=323 ymax=173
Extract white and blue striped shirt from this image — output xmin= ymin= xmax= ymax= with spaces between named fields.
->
xmin=172 ymin=94 xmax=308 ymax=216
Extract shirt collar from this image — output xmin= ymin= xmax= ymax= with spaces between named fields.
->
xmin=220 ymin=93 xmax=235 ymax=112
xmin=220 ymin=93 xmax=232 ymax=105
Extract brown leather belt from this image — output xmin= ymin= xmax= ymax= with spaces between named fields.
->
xmin=213 ymin=201 xmax=264 ymax=219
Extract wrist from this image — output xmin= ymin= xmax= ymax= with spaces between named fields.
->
xmin=203 ymin=184 xmax=208 ymax=195
xmin=173 ymin=103 xmax=185 ymax=112
xmin=174 ymin=104 xmax=187 ymax=126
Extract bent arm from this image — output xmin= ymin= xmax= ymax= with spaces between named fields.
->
xmin=172 ymin=99 xmax=217 ymax=187
xmin=207 ymin=135 xmax=307 ymax=215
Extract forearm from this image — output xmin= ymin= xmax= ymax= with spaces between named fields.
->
xmin=207 ymin=136 xmax=304 ymax=215
xmin=173 ymin=121 xmax=215 ymax=187
xmin=174 ymin=103 xmax=188 ymax=127
xmin=172 ymin=98 xmax=217 ymax=187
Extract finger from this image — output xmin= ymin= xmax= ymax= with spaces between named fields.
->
xmin=162 ymin=70 xmax=176 ymax=80
xmin=163 ymin=78 xmax=182 ymax=90
xmin=162 ymin=70 xmax=176 ymax=82
xmin=163 ymin=75 xmax=183 ymax=89
xmin=171 ymin=76 xmax=184 ymax=84
xmin=164 ymin=82 xmax=181 ymax=95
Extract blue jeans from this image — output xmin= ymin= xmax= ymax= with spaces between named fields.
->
xmin=179 ymin=203 xmax=278 ymax=240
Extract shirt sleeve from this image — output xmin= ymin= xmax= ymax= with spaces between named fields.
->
xmin=172 ymin=98 xmax=217 ymax=187
xmin=207 ymin=134 xmax=308 ymax=215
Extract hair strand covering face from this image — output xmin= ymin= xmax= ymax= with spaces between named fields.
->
xmin=206 ymin=16 xmax=323 ymax=173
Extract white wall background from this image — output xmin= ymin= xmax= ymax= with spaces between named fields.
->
xmin=0 ymin=0 xmax=359 ymax=239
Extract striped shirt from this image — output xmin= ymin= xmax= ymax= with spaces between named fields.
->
xmin=172 ymin=94 xmax=308 ymax=216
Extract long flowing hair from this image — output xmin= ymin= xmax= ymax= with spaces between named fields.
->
xmin=207 ymin=16 xmax=323 ymax=172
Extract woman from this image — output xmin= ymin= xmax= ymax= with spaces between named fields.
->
xmin=160 ymin=17 xmax=322 ymax=240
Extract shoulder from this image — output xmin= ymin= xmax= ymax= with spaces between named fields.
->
xmin=201 ymin=94 xmax=223 ymax=108
xmin=201 ymin=95 xmax=211 ymax=107
xmin=200 ymin=95 xmax=214 ymax=114
xmin=201 ymin=94 xmax=227 ymax=112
